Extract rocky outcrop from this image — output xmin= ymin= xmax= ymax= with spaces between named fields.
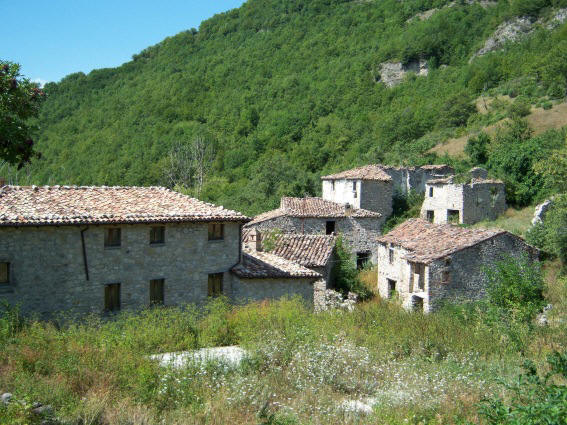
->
xmin=532 ymin=198 xmax=555 ymax=225
xmin=377 ymin=60 xmax=428 ymax=88
xmin=317 ymin=289 xmax=358 ymax=311
xmin=472 ymin=9 xmax=567 ymax=59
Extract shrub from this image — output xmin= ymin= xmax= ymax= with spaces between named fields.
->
xmin=465 ymin=132 xmax=490 ymax=165
xmin=479 ymin=351 xmax=567 ymax=425
xmin=507 ymin=98 xmax=531 ymax=119
xmin=542 ymin=101 xmax=553 ymax=110
xmin=330 ymin=236 xmax=371 ymax=300
xmin=485 ymin=255 xmax=545 ymax=324
xmin=382 ymin=190 xmax=424 ymax=234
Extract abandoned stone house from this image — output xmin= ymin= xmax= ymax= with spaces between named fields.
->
xmin=321 ymin=164 xmax=454 ymax=218
xmin=420 ymin=168 xmax=506 ymax=225
xmin=377 ymin=218 xmax=537 ymax=313
xmin=244 ymin=196 xmax=382 ymax=266
xmin=0 ymin=185 xmax=251 ymax=315
xmin=243 ymin=228 xmax=336 ymax=286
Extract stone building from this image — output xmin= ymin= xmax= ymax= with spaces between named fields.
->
xmin=0 ymin=185 xmax=249 ymax=316
xmin=245 ymin=197 xmax=383 ymax=265
xmin=243 ymin=228 xmax=336 ymax=286
xmin=377 ymin=218 xmax=537 ymax=313
xmin=321 ymin=164 xmax=454 ymax=218
xmin=230 ymin=243 xmax=324 ymax=307
xmin=420 ymin=169 xmax=506 ymax=225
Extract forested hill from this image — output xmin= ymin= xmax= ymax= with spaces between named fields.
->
xmin=21 ymin=0 xmax=567 ymax=214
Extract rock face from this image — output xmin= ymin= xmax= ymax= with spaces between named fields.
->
xmin=317 ymin=289 xmax=358 ymax=312
xmin=377 ymin=60 xmax=428 ymax=87
xmin=473 ymin=17 xmax=534 ymax=58
xmin=532 ymin=199 xmax=554 ymax=225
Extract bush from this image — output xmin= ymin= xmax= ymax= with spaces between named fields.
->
xmin=382 ymin=190 xmax=424 ymax=234
xmin=485 ymin=255 xmax=545 ymax=324
xmin=465 ymin=132 xmax=490 ymax=165
xmin=542 ymin=101 xmax=553 ymax=110
xmin=479 ymin=351 xmax=567 ymax=425
xmin=507 ymin=98 xmax=531 ymax=119
xmin=330 ymin=236 xmax=371 ymax=300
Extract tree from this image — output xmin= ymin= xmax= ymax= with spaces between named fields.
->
xmin=191 ymin=136 xmax=215 ymax=196
xmin=534 ymin=141 xmax=567 ymax=193
xmin=465 ymin=132 xmax=490 ymax=165
xmin=0 ymin=61 xmax=44 ymax=167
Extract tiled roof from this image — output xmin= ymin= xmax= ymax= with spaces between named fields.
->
xmin=246 ymin=197 xmax=381 ymax=226
xmin=271 ymin=234 xmax=336 ymax=268
xmin=231 ymin=249 xmax=321 ymax=279
xmin=427 ymin=177 xmax=504 ymax=185
xmin=0 ymin=185 xmax=249 ymax=226
xmin=321 ymin=165 xmax=392 ymax=181
xmin=377 ymin=218 xmax=515 ymax=263
xmin=321 ymin=164 xmax=453 ymax=181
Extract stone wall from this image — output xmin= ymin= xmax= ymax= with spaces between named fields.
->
xmin=0 ymin=222 xmax=241 ymax=316
xmin=322 ymin=179 xmax=393 ymax=217
xmin=322 ymin=179 xmax=362 ymax=209
xmin=229 ymin=274 xmax=317 ymax=306
xmin=248 ymin=215 xmax=383 ymax=262
xmin=421 ymin=181 xmax=506 ymax=224
xmin=383 ymin=166 xmax=454 ymax=196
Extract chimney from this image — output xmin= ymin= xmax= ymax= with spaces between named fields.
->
xmin=244 ymin=228 xmax=262 ymax=252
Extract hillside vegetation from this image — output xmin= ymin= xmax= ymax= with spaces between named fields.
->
xmin=6 ymin=0 xmax=567 ymax=215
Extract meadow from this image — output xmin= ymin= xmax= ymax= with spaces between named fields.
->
xmin=1 ymin=263 xmax=565 ymax=425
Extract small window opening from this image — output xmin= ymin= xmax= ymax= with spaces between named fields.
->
xmin=104 ymin=228 xmax=121 ymax=247
xmin=208 ymin=223 xmax=224 ymax=241
xmin=0 ymin=262 xmax=9 ymax=285
xmin=150 ymin=279 xmax=164 ymax=305
xmin=150 ymin=226 xmax=165 ymax=244
xmin=104 ymin=283 xmax=121 ymax=312
xmin=356 ymin=252 xmax=371 ymax=269
xmin=442 ymin=270 xmax=450 ymax=283
xmin=429 ymin=187 xmax=434 ymax=197
xmin=352 ymin=181 xmax=357 ymax=198
xmin=426 ymin=210 xmax=434 ymax=223
xmin=411 ymin=295 xmax=424 ymax=312
xmin=331 ymin=181 xmax=335 ymax=191
xmin=448 ymin=210 xmax=460 ymax=224
xmin=387 ymin=279 xmax=396 ymax=298
xmin=388 ymin=247 xmax=394 ymax=264
xmin=208 ymin=273 xmax=223 ymax=297
xmin=326 ymin=220 xmax=335 ymax=235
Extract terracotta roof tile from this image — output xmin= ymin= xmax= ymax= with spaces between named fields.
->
xmin=377 ymin=218 xmax=513 ymax=263
xmin=271 ymin=234 xmax=336 ymax=267
xmin=231 ymin=249 xmax=321 ymax=279
xmin=0 ymin=185 xmax=249 ymax=226
xmin=246 ymin=197 xmax=381 ymax=226
xmin=321 ymin=165 xmax=392 ymax=181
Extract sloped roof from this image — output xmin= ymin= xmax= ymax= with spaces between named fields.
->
xmin=377 ymin=218 xmax=523 ymax=263
xmin=231 ymin=249 xmax=321 ymax=279
xmin=0 ymin=185 xmax=249 ymax=226
xmin=271 ymin=234 xmax=336 ymax=268
xmin=321 ymin=165 xmax=392 ymax=181
xmin=246 ymin=197 xmax=381 ymax=226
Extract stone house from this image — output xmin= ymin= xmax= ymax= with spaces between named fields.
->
xmin=244 ymin=197 xmax=382 ymax=266
xmin=243 ymin=228 xmax=336 ymax=286
xmin=420 ymin=168 xmax=506 ymax=225
xmin=377 ymin=218 xmax=537 ymax=312
xmin=0 ymin=185 xmax=249 ymax=316
xmin=230 ymin=244 xmax=324 ymax=308
xmin=321 ymin=164 xmax=454 ymax=218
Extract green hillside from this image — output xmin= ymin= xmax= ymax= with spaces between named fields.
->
xmin=11 ymin=0 xmax=567 ymax=214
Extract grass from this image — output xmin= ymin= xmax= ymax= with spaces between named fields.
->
xmin=0 ymin=270 xmax=565 ymax=424
xmin=472 ymin=205 xmax=535 ymax=237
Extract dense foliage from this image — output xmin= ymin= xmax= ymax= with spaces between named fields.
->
xmin=6 ymin=0 xmax=566 ymax=214
xmin=0 ymin=62 xmax=44 ymax=167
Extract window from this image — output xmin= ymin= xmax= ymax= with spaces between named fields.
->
xmin=150 ymin=226 xmax=165 ymax=244
xmin=388 ymin=247 xmax=394 ymax=264
xmin=104 ymin=228 xmax=121 ymax=247
xmin=387 ymin=279 xmax=396 ymax=298
xmin=447 ymin=210 xmax=460 ymax=224
xmin=412 ymin=263 xmax=425 ymax=291
xmin=0 ymin=262 xmax=9 ymax=285
xmin=429 ymin=187 xmax=434 ymax=197
xmin=326 ymin=220 xmax=335 ymax=235
xmin=208 ymin=273 xmax=223 ymax=297
xmin=442 ymin=270 xmax=450 ymax=283
xmin=104 ymin=283 xmax=121 ymax=312
xmin=330 ymin=181 xmax=335 ymax=191
xmin=208 ymin=223 xmax=224 ymax=241
xmin=356 ymin=252 xmax=371 ymax=269
xmin=150 ymin=279 xmax=164 ymax=305
xmin=352 ymin=181 xmax=357 ymax=198
xmin=426 ymin=210 xmax=434 ymax=223
xmin=412 ymin=296 xmax=424 ymax=312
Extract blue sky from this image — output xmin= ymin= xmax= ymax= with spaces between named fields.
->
xmin=0 ymin=0 xmax=246 ymax=84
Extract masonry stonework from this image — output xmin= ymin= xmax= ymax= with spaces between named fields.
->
xmin=229 ymin=275 xmax=316 ymax=306
xmin=0 ymin=222 xmax=241 ymax=315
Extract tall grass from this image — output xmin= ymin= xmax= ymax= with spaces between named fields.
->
xmin=0 ymin=291 xmax=564 ymax=424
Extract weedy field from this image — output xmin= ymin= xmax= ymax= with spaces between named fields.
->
xmin=0 ymin=266 xmax=565 ymax=425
